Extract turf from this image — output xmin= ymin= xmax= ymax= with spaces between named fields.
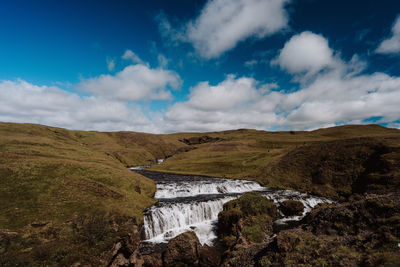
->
xmin=0 ymin=122 xmax=186 ymax=265
xmin=0 ymin=122 xmax=399 ymax=265
xmin=151 ymin=125 xmax=400 ymax=200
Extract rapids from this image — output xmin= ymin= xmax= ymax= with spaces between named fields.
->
xmin=131 ymin=165 xmax=332 ymax=246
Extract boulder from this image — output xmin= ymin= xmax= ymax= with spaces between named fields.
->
xmin=163 ymin=231 xmax=220 ymax=267
xmin=163 ymin=231 xmax=200 ymax=266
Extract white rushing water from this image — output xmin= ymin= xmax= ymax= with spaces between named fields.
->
xmin=155 ymin=178 xmax=264 ymax=198
xmin=143 ymin=196 xmax=236 ymax=245
xmin=261 ymin=189 xmax=332 ymax=224
xmin=136 ymin=169 xmax=332 ymax=246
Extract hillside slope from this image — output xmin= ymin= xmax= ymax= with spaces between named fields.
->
xmin=0 ymin=122 xmax=186 ymax=265
xmin=151 ymin=125 xmax=400 ymax=200
xmin=0 ymin=122 xmax=399 ymax=265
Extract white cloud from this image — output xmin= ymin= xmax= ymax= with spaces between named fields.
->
xmin=274 ymin=31 xmax=337 ymax=75
xmin=122 ymin=49 xmax=145 ymax=65
xmin=107 ymin=58 xmax=115 ymax=71
xmin=2 ymin=36 xmax=400 ymax=133
xmin=77 ymin=64 xmax=181 ymax=101
xmin=0 ymin=80 xmax=158 ymax=132
xmin=160 ymin=0 xmax=290 ymax=59
xmin=376 ymin=16 xmax=400 ymax=54
xmin=3 ymin=66 xmax=400 ymax=134
xmin=161 ymin=33 xmax=400 ymax=132
xmin=0 ymin=51 xmax=181 ymax=133
xmin=163 ymin=75 xmax=283 ymax=132
xmin=185 ymin=76 xmax=258 ymax=111
xmin=283 ymin=71 xmax=400 ymax=129
xmin=162 ymin=70 xmax=400 ymax=132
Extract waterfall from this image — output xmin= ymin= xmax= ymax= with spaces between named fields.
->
xmin=155 ymin=178 xmax=263 ymax=198
xmin=133 ymin=169 xmax=332 ymax=246
xmin=260 ymin=189 xmax=332 ymax=223
xmin=143 ymin=196 xmax=236 ymax=245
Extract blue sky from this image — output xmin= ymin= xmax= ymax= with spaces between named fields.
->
xmin=1 ymin=0 xmax=400 ymax=132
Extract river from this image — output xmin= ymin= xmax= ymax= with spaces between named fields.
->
xmin=131 ymin=166 xmax=332 ymax=247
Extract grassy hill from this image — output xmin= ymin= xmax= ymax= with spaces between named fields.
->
xmin=151 ymin=124 xmax=400 ymax=200
xmin=0 ymin=122 xmax=399 ymax=265
xmin=0 ymin=122 xmax=186 ymax=265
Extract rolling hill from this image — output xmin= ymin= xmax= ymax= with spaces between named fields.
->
xmin=0 ymin=122 xmax=399 ymax=265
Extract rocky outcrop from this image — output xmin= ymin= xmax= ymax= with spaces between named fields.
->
xmin=163 ymin=232 xmax=220 ymax=267
xmin=217 ymin=192 xmax=278 ymax=247
xmin=279 ymin=200 xmax=304 ymax=216
xmin=216 ymin=193 xmax=278 ymax=266
xmin=109 ymin=193 xmax=400 ymax=267
xmin=257 ymin=193 xmax=400 ymax=266
xmin=163 ymin=232 xmax=201 ymax=266
xmin=213 ymin=192 xmax=400 ymax=266
xmin=113 ymin=231 xmax=220 ymax=267
xmin=108 ymin=226 xmax=142 ymax=267
xmin=179 ymin=136 xmax=224 ymax=145
xmin=165 ymin=145 xmax=197 ymax=159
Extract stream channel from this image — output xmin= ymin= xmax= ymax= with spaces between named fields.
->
xmin=130 ymin=164 xmax=332 ymax=252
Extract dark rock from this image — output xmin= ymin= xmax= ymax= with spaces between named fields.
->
xmin=30 ymin=221 xmax=49 ymax=227
xmin=162 ymin=231 xmax=220 ymax=267
xmin=110 ymin=253 xmax=129 ymax=267
xmin=279 ymin=200 xmax=304 ymax=216
xmin=179 ymin=136 xmax=223 ymax=145
xmin=256 ymin=193 xmax=400 ymax=266
xmin=163 ymin=232 xmax=200 ymax=266
xmin=142 ymin=253 xmax=163 ymax=267
xmin=198 ymin=244 xmax=221 ymax=267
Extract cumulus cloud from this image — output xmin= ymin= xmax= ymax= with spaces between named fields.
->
xmin=3 ymin=34 xmax=400 ymax=133
xmin=283 ymin=71 xmax=400 ymax=129
xmin=162 ymin=75 xmax=282 ymax=132
xmin=160 ymin=0 xmax=290 ymax=59
xmin=0 ymin=80 xmax=158 ymax=132
xmin=376 ymin=16 xmax=400 ymax=54
xmin=161 ymin=32 xmax=400 ymax=132
xmin=77 ymin=64 xmax=181 ymax=101
xmin=162 ymin=71 xmax=400 ymax=132
xmin=274 ymin=31 xmax=337 ymax=75
xmin=0 ymin=50 xmax=182 ymax=133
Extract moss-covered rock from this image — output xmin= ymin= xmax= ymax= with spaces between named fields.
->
xmin=217 ymin=192 xmax=277 ymax=246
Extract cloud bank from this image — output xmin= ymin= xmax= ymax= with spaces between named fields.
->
xmin=161 ymin=32 xmax=400 ymax=132
xmin=2 ymin=33 xmax=400 ymax=133
xmin=0 ymin=79 xmax=156 ymax=132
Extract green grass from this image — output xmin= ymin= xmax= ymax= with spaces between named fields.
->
xmin=1 ymin=122 xmax=399 ymax=264
xmin=0 ymin=122 xmax=187 ymax=265
xmin=151 ymin=125 xmax=400 ymax=200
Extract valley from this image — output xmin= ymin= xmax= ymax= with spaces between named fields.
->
xmin=0 ymin=122 xmax=399 ymax=266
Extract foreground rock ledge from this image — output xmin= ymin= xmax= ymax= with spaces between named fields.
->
xmin=110 ymin=232 xmax=221 ymax=267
